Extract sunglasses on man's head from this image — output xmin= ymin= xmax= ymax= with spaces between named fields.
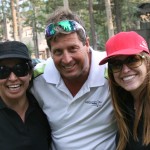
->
xmin=45 ymin=20 xmax=86 ymax=38
xmin=108 ymin=55 xmax=145 ymax=73
xmin=0 ymin=63 xmax=30 ymax=79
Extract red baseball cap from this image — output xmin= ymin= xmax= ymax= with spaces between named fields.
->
xmin=99 ymin=31 xmax=150 ymax=65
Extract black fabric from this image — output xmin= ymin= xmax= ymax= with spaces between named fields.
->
xmin=116 ymin=98 xmax=150 ymax=150
xmin=0 ymin=92 xmax=51 ymax=150
xmin=0 ymin=41 xmax=31 ymax=60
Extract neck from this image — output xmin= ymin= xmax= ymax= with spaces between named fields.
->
xmin=131 ymin=93 xmax=140 ymax=111
xmin=63 ymin=75 xmax=88 ymax=97
xmin=3 ymin=96 xmax=29 ymax=122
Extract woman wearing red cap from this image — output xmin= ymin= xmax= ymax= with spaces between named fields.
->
xmin=100 ymin=31 xmax=150 ymax=150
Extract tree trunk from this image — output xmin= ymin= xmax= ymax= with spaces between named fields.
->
xmin=32 ymin=4 xmax=39 ymax=58
xmin=11 ymin=0 xmax=18 ymax=40
xmin=63 ymin=0 xmax=69 ymax=9
xmin=88 ymin=0 xmax=97 ymax=50
xmin=104 ymin=0 xmax=114 ymax=38
xmin=1 ymin=0 xmax=8 ymax=40
xmin=16 ymin=0 xmax=22 ymax=41
xmin=114 ymin=0 xmax=122 ymax=32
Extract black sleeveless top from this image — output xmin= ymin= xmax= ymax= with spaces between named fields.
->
xmin=116 ymin=98 xmax=150 ymax=150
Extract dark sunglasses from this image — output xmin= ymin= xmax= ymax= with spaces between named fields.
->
xmin=108 ymin=55 xmax=145 ymax=73
xmin=0 ymin=63 xmax=30 ymax=79
xmin=45 ymin=20 xmax=86 ymax=38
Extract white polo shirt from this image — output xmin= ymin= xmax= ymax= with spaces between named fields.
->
xmin=31 ymin=48 xmax=117 ymax=150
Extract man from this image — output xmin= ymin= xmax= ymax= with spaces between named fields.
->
xmin=31 ymin=7 xmax=117 ymax=150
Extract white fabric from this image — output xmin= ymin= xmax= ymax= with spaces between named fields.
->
xmin=31 ymin=49 xmax=117 ymax=150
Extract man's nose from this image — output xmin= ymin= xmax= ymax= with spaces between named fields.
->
xmin=62 ymin=51 xmax=72 ymax=64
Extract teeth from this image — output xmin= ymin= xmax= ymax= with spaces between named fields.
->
xmin=63 ymin=64 xmax=74 ymax=69
xmin=65 ymin=66 xmax=73 ymax=69
xmin=8 ymin=85 xmax=20 ymax=88
xmin=8 ymin=85 xmax=21 ymax=91
xmin=123 ymin=75 xmax=135 ymax=81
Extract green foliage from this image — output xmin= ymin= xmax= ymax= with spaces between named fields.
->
xmin=25 ymin=42 xmax=34 ymax=56
xmin=0 ymin=0 xmax=149 ymax=49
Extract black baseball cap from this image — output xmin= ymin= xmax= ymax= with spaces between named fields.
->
xmin=0 ymin=41 xmax=31 ymax=60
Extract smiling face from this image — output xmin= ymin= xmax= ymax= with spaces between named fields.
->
xmin=111 ymin=55 xmax=147 ymax=95
xmin=50 ymin=32 xmax=90 ymax=81
xmin=0 ymin=58 xmax=32 ymax=105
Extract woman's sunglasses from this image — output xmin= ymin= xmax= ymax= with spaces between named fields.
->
xmin=0 ymin=62 xmax=30 ymax=79
xmin=108 ymin=55 xmax=145 ymax=73
xmin=45 ymin=20 xmax=86 ymax=38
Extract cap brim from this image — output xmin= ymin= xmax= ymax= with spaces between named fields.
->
xmin=0 ymin=54 xmax=31 ymax=60
xmin=99 ymin=48 xmax=144 ymax=65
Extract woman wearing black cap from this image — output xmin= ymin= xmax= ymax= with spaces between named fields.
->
xmin=0 ymin=41 xmax=51 ymax=150
xmin=100 ymin=31 xmax=150 ymax=150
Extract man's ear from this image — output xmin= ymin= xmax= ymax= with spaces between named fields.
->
xmin=85 ymin=37 xmax=90 ymax=47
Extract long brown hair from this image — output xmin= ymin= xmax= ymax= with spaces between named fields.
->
xmin=108 ymin=52 xmax=150 ymax=150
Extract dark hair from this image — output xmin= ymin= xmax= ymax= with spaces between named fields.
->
xmin=26 ymin=60 xmax=34 ymax=91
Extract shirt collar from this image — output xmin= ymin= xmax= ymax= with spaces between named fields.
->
xmin=87 ymin=48 xmax=106 ymax=87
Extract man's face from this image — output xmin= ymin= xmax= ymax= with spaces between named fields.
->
xmin=50 ymin=32 xmax=90 ymax=81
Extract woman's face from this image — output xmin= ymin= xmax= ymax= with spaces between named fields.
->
xmin=110 ymin=55 xmax=147 ymax=95
xmin=0 ymin=58 xmax=32 ymax=104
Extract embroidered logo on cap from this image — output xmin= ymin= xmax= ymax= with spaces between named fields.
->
xmin=140 ymin=41 xmax=148 ymax=49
